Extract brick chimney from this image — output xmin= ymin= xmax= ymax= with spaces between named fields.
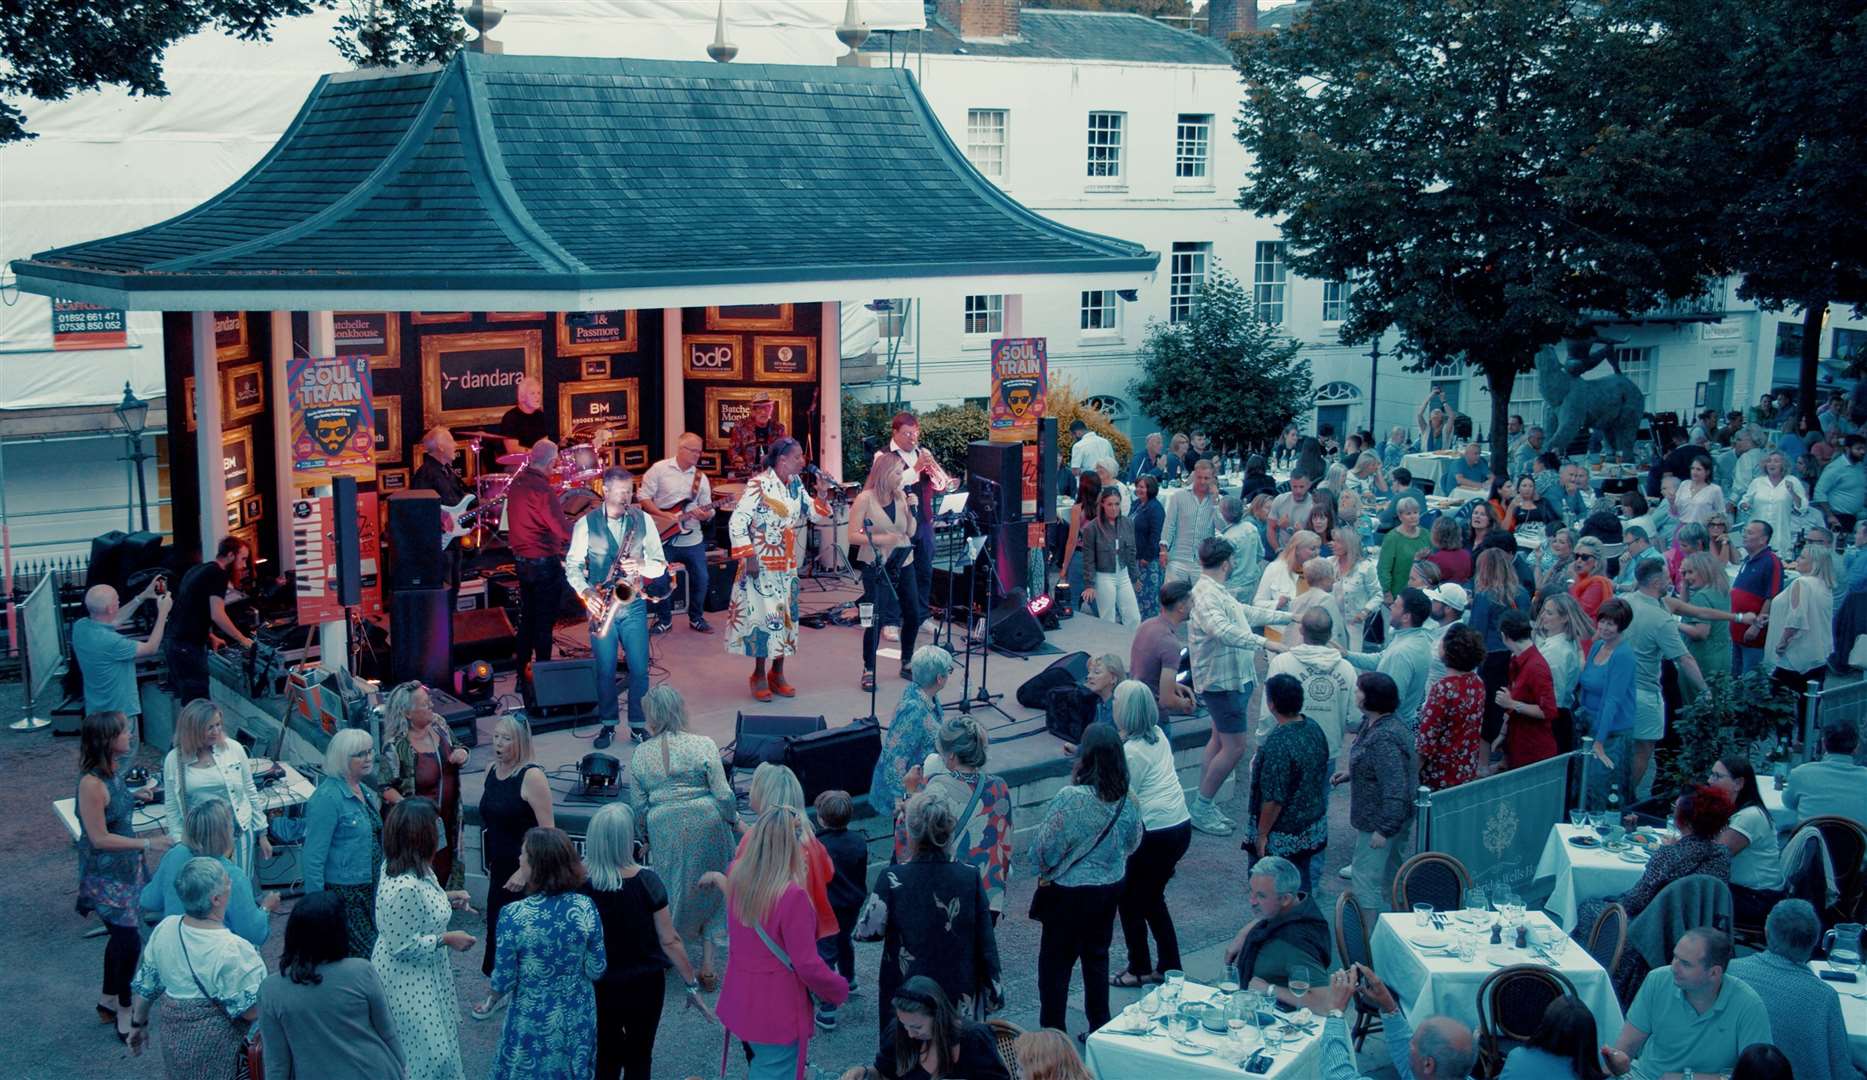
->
xmin=1206 ymin=0 xmax=1257 ymax=38
xmin=936 ymin=0 xmax=1020 ymax=41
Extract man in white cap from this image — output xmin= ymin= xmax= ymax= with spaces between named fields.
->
xmin=1423 ymin=583 xmax=1470 ymax=687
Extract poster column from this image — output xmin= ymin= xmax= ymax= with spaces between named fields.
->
xmin=662 ymin=308 xmax=684 ymax=458
xmin=269 ymin=313 xmax=296 ymax=559
xmin=989 ymin=336 xmax=1048 ymax=535
xmin=191 ymin=311 xmax=228 ymax=552
xmin=310 ymin=309 xmax=351 ymax=673
xmin=821 ymin=302 xmax=842 ymax=478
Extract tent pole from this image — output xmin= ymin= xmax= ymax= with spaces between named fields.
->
xmin=192 ymin=311 xmax=227 ymax=552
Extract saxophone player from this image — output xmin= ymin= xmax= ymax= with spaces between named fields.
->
xmin=566 ymin=466 xmax=667 ymax=748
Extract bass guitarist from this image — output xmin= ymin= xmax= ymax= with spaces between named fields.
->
xmin=413 ymin=426 xmax=469 ymax=597
xmin=639 ymin=432 xmax=723 ymax=637
xmin=567 ymin=466 xmax=667 ymax=749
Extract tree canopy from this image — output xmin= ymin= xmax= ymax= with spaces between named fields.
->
xmin=0 ymin=0 xmax=465 ymax=144
xmin=1231 ymin=0 xmax=1731 ymax=471
xmin=1129 ymin=264 xmax=1311 ymax=449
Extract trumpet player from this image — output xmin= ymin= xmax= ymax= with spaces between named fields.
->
xmin=567 ymin=466 xmax=667 ymax=749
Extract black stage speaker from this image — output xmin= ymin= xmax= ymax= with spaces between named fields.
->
xmin=988 ymin=587 xmax=1047 ymax=653
xmin=390 ymin=586 xmax=452 ymax=688
xmin=333 ymin=475 xmax=363 ymax=607
xmin=732 ymin=711 xmax=826 ymax=770
xmin=785 ymin=722 xmax=883 ymax=803
xmin=1037 ymin=417 xmax=1059 ymax=524
xmin=705 ymin=554 xmax=739 ymax=612
xmin=966 ymin=439 xmax=1023 ymax=528
xmin=87 ymin=530 xmax=164 ymax=597
xmin=531 ymin=659 xmax=601 ymax=714
xmin=387 ymin=490 xmax=445 ymax=590
xmin=427 ymin=686 xmax=481 ymax=749
xmin=452 ymin=607 xmax=518 ymax=670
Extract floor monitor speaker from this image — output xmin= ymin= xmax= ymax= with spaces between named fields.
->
xmin=732 ymin=711 xmax=826 ymax=771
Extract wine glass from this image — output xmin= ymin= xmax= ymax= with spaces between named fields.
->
xmin=1568 ymin=809 xmax=1586 ymax=828
xmin=1465 ymin=887 xmax=1489 ymax=925
xmin=1139 ymin=988 xmax=1162 ymax=1029
xmin=1288 ymin=964 xmax=1313 ymax=1003
xmin=1261 ymin=1018 xmax=1286 ymax=1058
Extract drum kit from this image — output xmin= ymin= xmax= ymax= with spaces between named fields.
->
xmin=454 ymin=428 xmax=619 ymax=545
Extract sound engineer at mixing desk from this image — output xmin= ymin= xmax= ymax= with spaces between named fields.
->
xmin=167 ymin=536 xmax=254 ymax=704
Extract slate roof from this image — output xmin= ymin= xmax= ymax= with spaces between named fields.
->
xmin=13 ymin=52 xmax=1154 ymax=306
xmin=864 ymin=8 xmax=1233 ymax=65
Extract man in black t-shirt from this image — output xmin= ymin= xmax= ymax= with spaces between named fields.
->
xmin=413 ymin=426 xmax=469 ymax=593
xmin=166 ymin=535 xmax=254 ymax=704
xmin=496 ymin=377 xmax=554 ymax=465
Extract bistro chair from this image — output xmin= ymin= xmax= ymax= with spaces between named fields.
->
xmin=1390 ymin=851 xmax=1472 ymax=913
xmin=989 ymin=1019 xmax=1025 ymax=1080
xmin=1476 ymin=965 xmax=1577 ymax=1078
xmin=1334 ymin=890 xmax=1384 ymax=1051
xmin=1585 ymin=903 xmax=1628 ymax=988
xmin=1803 ymin=816 xmax=1867 ymax=924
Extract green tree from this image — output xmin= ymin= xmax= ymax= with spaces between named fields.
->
xmin=1639 ymin=0 xmax=1867 ymax=428
xmin=1129 ymin=264 xmax=1311 ymax=449
xmin=0 ymin=0 xmax=465 ymax=145
xmin=1232 ymin=0 xmax=1731 ymax=473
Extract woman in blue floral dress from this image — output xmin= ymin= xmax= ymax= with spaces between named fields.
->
xmin=491 ymin=827 xmax=606 ymax=1080
xmin=870 ymin=646 xmax=955 ymax=825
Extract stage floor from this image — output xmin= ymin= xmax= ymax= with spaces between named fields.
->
xmin=454 ymin=572 xmax=1159 ymax=813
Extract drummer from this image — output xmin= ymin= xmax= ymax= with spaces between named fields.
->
xmin=413 ymin=426 xmax=469 ymax=594
xmin=496 ymin=376 xmax=553 ymax=464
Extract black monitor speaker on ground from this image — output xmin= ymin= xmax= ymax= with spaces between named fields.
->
xmin=731 ymin=711 xmax=826 ymax=770
xmin=987 ymin=588 xmax=1047 ymax=653
xmin=784 ymin=722 xmax=883 ymax=804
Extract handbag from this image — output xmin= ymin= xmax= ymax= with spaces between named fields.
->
xmin=1028 ymin=796 xmax=1127 ymax=922
xmin=175 ymin=922 xmax=260 ymax=1080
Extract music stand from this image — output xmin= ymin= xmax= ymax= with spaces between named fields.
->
xmin=941 ymin=480 xmax=1014 ymax=723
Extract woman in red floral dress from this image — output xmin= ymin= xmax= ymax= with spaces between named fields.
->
xmin=1418 ymin=623 xmax=1488 ymax=790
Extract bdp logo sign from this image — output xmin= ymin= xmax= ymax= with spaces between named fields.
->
xmin=989 ymin=337 xmax=1047 ymax=436
xmin=289 ymin=355 xmax=376 ymax=474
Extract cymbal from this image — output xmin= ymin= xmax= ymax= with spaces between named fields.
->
xmin=457 ymin=429 xmax=507 ymax=441
xmin=558 ymin=468 xmax=604 ymax=486
xmin=496 ymin=452 xmax=529 ymax=466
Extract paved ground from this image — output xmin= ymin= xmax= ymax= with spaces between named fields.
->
xmin=1 ymin=664 xmax=1391 ymax=1080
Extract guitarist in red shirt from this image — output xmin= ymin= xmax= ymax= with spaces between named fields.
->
xmin=639 ymin=432 xmax=728 ymax=636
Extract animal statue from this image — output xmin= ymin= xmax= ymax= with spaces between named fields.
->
xmin=1537 ymin=337 xmax=1645 ymax=459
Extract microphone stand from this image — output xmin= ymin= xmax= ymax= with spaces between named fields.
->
xmin=943 ymin=481 xmax=1014 ymax=723
xmin=854 ymin=516 xmax=902 ymax=728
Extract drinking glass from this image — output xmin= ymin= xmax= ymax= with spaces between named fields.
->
xmin=1465 ymin=887 xmax=1489 ymax=925
xmin=1261 ymin=1020 xmax=1286 ymax=1057
xmin=1456 ymin=929 xmax=1479 ymax=961
xmin=1227 ymin=1018 xmax=1252 ymax=1058
xmin=1569 ymin=809 xmax=1586 ymax=828
xmin=1162 ymin=970 xmax=1185 ymax=1008
xmin=1414 ymin=902 xmax=1435 ymax=928
xmin=1288 ymin=965 xmax=1312 ymax=1001
xmin=1139 ymin=989 xmax=1162 ymax=1025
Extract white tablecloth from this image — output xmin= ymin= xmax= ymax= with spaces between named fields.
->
xmin=1402 ymin=452 xmax=1460 ymax=494
xmin=1369 ymin=911 xmax=1626 ymax=1038
xmin=1086 ymin=981 xmax=1322 ymax=1080
xmin=1809 ymin=961 xmax=1867 ymax=1072
xmin=1533 ymin=824 xmax=1648 ymax=931
xmin=53 ymin=761 xmax=314 ymax=842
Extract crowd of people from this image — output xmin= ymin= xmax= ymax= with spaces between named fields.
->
xmin=64 ymin=391 xmax=1867 ymax=1080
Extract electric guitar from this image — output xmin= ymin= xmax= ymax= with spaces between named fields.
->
xmin=649 ymin=495 xmax=735 ymax=543
xmin=438 ymin=494 xmax=480 ymax=545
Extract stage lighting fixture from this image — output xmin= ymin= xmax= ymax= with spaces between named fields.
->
xmin=1027 ymin=593 xmax=1053 ymax=617
xmin=456 ymin=659 xmax=496 ymax=705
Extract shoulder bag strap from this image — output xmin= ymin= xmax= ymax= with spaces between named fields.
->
xmin=751 ymin=917 xmax=794 ymax=972
xmin=175 ymin=923 xmax=240 ymax=1023
xmin=957 ymin=776 xmax=988 ymax=833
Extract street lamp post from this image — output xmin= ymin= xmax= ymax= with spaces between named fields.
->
xmin=113 ymin=381 xmax=151 ymax=533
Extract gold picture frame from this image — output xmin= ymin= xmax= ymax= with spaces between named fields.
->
xmin=373 ymin=394 xmax=403 ymax=465
xmin=751 ymin=335 xmax=818 ymax=383
xmin=618 ymin=443 xmax=650 ymax=470
xmin=227 ymin=502 xmax=243 ymax=530
xmin=242 ymin=494 xmax=264 ymax=521
xmin=705 ymin=304 xmax=793 ymax=331
xmin=222 ymin=362 xmax=265 ymax=422
xmin=333 ymin=312 xmax=402 ymax=370
xmin=183 ymin=377 xmax=198 ymax=432
xmin=213 ymin=311 xmax=249 ymax=362
xmin=556 ymin=310 xmax=639 ymax=357
xmin=410 ymin=311 xmax=470 ymax=325
xmin=704 ymin=387 xmax=791 ymax=451
xmin=378 ymin=468 xmax=411 ymax=493
xmin=221 ymin=427 xmax=257 ymax=503
xmin=419 ymin=330 xmax=543 ymax=429
xmin=486 ymin=311 xmax=545 ymax=322
xmin=580 ymin=356 xmax=611 ymax=380
xmin=557 ymin=378 xmax=641 ymax=443
xmin=229 ymin=523 xmax=259 ymax=559
xmin=684 ymin=333 xmax=745 ymax=381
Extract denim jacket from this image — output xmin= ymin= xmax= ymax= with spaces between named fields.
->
xmin=302 ymin=776 xmax=381 ymax=891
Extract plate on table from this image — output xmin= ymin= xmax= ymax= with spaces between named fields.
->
xmin=1410 ymin=930 xmax=1449 ymax=949
xmin=1618 ymin=848 xmax=1651 ymax=864
xmin=1170 ymin=1038 xmax=1214 ymax=1056
xmin=1487 ymin=947 xmax=1540 ymax=967
xmin=1567 ymin=834 xmax=1601 ymax=848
